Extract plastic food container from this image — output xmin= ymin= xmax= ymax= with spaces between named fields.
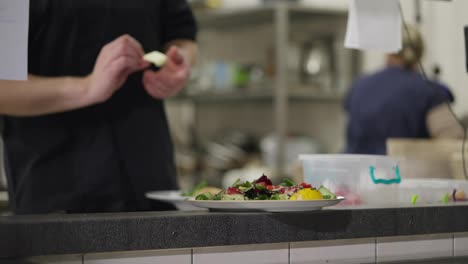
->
xmin=399 ymin=179 xmax=468 ymax=205
xmin=299 ymin=154 xmax=401 ymax=205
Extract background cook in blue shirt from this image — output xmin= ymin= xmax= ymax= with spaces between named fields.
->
xmin=345 ymin=25 xmax=463 ymax=155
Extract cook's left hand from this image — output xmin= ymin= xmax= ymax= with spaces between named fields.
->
xmin=143 ymin=46 xmax=190 ymax=99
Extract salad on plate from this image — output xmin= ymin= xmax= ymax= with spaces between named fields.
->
xmin=194 ymin=174 xmax=336 ymax=201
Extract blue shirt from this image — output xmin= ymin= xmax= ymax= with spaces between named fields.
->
xmin=345 ymin=66 xmax=452 ymax=155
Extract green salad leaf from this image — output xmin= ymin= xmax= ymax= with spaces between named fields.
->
xmin=195 ymin=192 xmax=214 ymax=200
xmin=255 ymin=194 xmax=269 ymax=200
xmin=213 ymin=192 xmax=224 ymax=200
xmin=270 ymin=194 xmax=289 ymax=200
xmin=280 ymin=178 xmax=296 ymax=187
xmin=182 ymin=180 xmax=208 ymax=197
xmin=318 ymin=186 xmax=336 ymax=199
xmin=231 ymin=178 xmax=241 ymax=187
xmin=270 ymin=194 xmax=282 ymax=200
xmin=222 ymin=194 xmax=245 ymax=201
xmin=237 ymin=181 xmax=253 ymax=192
xmin=255 ymin=183 xmax=267 ymax=191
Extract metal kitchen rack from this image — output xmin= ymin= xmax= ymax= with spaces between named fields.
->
xmin=171 ymin=2 xmax=358 ymax=177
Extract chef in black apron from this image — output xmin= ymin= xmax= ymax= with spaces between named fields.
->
xmin=0 ymin=0 xmax=198 ymax=214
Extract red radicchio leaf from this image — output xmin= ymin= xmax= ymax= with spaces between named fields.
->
xmin=254 ymin=174 xmax=273 ymax=186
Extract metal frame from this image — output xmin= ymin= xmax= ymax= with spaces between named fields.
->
xmin=274 ymin=4 xmax=289 ymax=177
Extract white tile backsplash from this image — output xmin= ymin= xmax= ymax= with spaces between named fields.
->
xmin=290 ymin=238 xmax=376 ymax=264
xmin=22 ymin=234 xmax=465 ymax=264
xmin=84 ymin=249 xmax=191 ymax=264
xmin=376 ymin=234 xmax=453 ymax=263
xmin=454 ymin=232 xmax=468 ymax=257
xmin=193 ymin=243 xmax=289 ymax=264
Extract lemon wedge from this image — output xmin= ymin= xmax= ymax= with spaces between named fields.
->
xmin=289 ymin=188 xmax=323 ymax=200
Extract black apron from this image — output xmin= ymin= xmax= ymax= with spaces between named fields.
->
xmin=2 ymin=0 xmax=197 ymax=214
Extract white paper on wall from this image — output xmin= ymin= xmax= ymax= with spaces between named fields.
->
xmin=0 ymin=0 xmax=29 ymax=80
xmin=345 ymin=0 xmax=402 ymax=53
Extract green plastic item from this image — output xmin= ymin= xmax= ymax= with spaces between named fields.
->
xmin=411 ymin=195 xmax=419 ymax=205
xmin=442 ymin=193 xmax=449 ymax=204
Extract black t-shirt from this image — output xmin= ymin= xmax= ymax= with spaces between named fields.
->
xmin=3 ymin=0 xmax=197 ymax=214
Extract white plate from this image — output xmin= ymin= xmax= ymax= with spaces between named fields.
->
xmin=146 ymin=190 xmax=186 ymax=201
xmin=145 ymin=190 xmax=201 ymax=211
xmin=186 ymin=197 xmax=345 ymax=212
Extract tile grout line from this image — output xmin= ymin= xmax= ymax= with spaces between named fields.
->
xmin=452 ymin=233 xmax=455 ymax=257
xmin=374 ymin=238 xmax=377 ymax=263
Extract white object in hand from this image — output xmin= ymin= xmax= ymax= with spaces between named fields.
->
xmin=143 ymin=51 xmax=167 ymax=67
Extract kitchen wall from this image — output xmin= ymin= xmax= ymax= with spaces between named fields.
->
xmin=422 ymin=0 xmax=468 ymax=118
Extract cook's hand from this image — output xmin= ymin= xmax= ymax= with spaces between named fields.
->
xmin=84 ymin=34 xmax=149 ymax=104
xmin=142 ymin=46 xmax=190 ymax=99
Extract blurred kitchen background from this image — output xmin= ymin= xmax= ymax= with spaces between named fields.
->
xmin=2 ymin=0 xmax=468 ymax=200
xmin=165 ymin=0 xmax=468 ymax=192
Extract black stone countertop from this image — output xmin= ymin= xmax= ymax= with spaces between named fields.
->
xmin=2 ymin=205 xmax=468 ymax=258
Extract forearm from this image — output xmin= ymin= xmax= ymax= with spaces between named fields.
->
xmin=0 ymin=75 xmax=91 ymax=116
xmin=0 ymin=35 xmax=151 ymax=117
xmin=427 ymin=104 xmax=465 ymax=138
xmin=165 ymin=39 xmax=198 ymax=66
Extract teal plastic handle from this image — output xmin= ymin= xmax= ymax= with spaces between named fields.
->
xmin=369 ymin=166 xmax=401 ymax=185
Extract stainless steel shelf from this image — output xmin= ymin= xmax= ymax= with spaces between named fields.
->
xmin=194 ymin=3 xmax=347 ymax=29
xmin=170 ymin=91 xmax=344 ymax=103
xmin=195 ymin=6 xmax=274 ymax=29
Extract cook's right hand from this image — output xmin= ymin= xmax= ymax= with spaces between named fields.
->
xmin=84 ymin=34 xmax=149 ymax=104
